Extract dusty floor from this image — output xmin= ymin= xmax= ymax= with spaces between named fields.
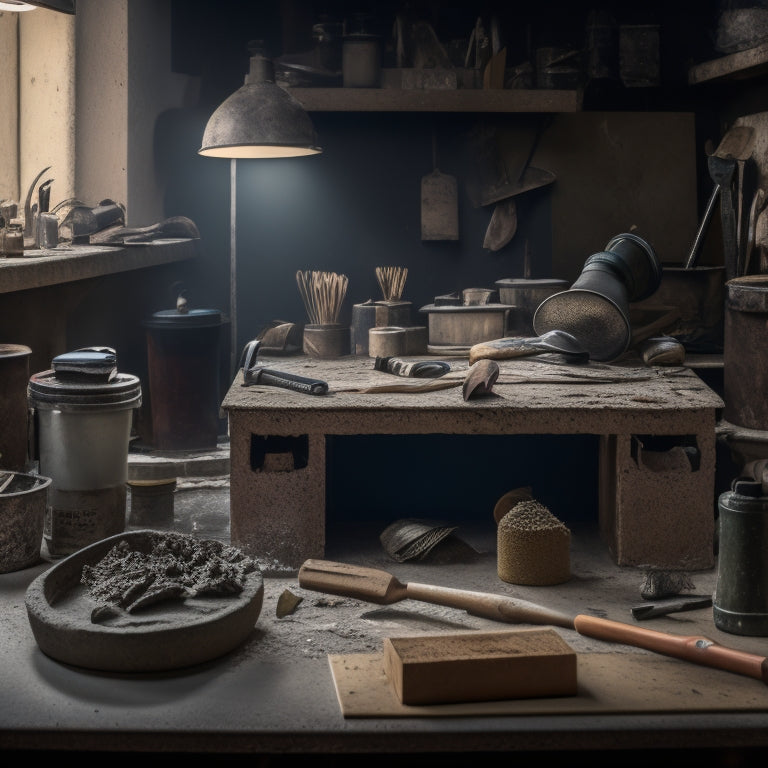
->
xmin=122 ymin=474 xmax=721 ymax=667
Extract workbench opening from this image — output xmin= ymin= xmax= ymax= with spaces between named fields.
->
xmin=325 ymin=433 xmax=600 ymax=532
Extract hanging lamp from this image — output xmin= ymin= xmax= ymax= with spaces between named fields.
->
xmin=199 ymin=42 xmax=322 ymax=159
xmin=198 ymin=41 xmax=322 ymax=378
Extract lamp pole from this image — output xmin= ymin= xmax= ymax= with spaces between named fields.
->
xmin=229 ymin=158 xmax=238 ymax=380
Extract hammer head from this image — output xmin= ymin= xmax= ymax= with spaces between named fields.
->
xmin=240 ymin=339 xmax=262 ymax=381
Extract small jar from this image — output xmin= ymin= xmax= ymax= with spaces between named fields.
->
xmin=1 ymin=219 xmax=24 ymax=257
xmin=342 ymin=33 xmax=381 ymax=87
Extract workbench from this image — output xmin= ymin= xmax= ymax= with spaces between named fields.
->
xmin=222 ymin=354 xmax=724 ymax=572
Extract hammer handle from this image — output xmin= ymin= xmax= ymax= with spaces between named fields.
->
xmin=574 ymin=614 xmax=768 ymax=684
xmin=249 ymin=368 xmax=328 ymax=395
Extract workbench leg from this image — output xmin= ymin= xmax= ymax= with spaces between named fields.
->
xmin=229 ymin=426 xmax=326 ymax=570
xmin=599 ymin=432 xmax=716 ymax=570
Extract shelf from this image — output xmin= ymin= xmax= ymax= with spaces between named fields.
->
xmin=688 ymin=41 xmax=768 ymax=85
xmin=288 ymin=87 xmax=583 ymax=113
xmin=0 ymin=237 xmax=200 ymax=294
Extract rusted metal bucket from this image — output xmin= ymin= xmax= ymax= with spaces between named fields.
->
xmin=724 ymin=275 xmax=768 ymax=431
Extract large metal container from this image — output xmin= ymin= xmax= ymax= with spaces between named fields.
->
xmin=724 ymin=275 xmax=768 ymax=430
xmin=144 ymin=307 xmax=222 ymax=451
xmin=28 ymin=360 xmax=141 ymax=557
xmin=714 ymin=480 xmax=768 ymax=636
xmin=0 ymin=344 xmax=32 ymax=471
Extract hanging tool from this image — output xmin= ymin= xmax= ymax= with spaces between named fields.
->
xmin=708 ymin=154 xmax=738 ymax=279
xmin=240 ymin=340 xmax=328 ymax=395
xmin=298 ymin=559 xmax=768 ymax=685
xmin=685 ymin=126 xmax=754 ymax=270
xmin=684 ymin=184 xmax=721 ymax=269
xmin=421 ymin=127 xmax=459 ymax=241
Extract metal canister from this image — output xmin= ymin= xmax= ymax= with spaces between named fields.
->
xmin=28 ymin=351 xmax=141 ymax=557
xmin=714 ymin=480 xmax=768 ymax=636
xmin=144 ymin=306 xmax=223 ymax=451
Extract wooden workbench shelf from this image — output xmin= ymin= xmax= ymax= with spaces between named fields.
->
xmin=689 ymin=41 xmax=768 ymax=84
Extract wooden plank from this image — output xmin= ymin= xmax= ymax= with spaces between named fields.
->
xmin=288 ymin=87 xmax=583 ymax=113
xmin=689 ymin=41 xmax=768 ymax=84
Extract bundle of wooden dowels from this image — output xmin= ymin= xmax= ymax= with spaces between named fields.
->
xmin=296 ymin=270 xmax=349 ymax=325
xmin=376 ymin=266 xmax=408 ymax=302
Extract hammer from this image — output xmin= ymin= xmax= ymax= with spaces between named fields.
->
xmin=240 ymin=339 xmax=328 ymax=396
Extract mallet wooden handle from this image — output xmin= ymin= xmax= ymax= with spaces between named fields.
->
xmin=406 ymin=582 xmax=575 ymax=629
xmin=574 ymin=614 xmax=768 ymax=684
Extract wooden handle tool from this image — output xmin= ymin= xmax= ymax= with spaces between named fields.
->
xmin=298 ymin=559 xmax=768 ymax=685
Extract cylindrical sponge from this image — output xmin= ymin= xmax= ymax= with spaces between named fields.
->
xmin=497 ymin=499 xmax=571 ymax=586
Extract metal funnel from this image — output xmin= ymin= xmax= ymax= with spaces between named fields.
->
xmin=533 ymin=233 xmax=661 ymax=362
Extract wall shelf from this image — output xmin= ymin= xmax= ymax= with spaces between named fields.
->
xmin=689 ymin=41 xmax=768 ymax=85
xmin=0 ymin=238 xmax=200 ymax=295
xmin=288 ymin=87 xmax=583 ymax=113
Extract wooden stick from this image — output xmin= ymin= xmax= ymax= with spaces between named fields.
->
xmin=296 ymin=270 xmax=348 ymax=325
xmin=376 ymin=266 xmax=408 ymax=301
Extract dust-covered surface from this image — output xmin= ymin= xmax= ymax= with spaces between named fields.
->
xmin=228 ymin=521 xmax=725 ymax=666
xmin=122 ymin=479 xmax=728 ymax=667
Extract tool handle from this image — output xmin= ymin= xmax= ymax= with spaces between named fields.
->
xmin=252 ymin=368 xmax=328 ymax=395
xmin=406 ymin=582 xmax=575 ymax=629
xmin=720 ymin=180 xmax=739 ymax=280
xmin=574 ymin=614 xmax=768 ymax=684
xmin=685 ymin=183 xmax=720 ymax=268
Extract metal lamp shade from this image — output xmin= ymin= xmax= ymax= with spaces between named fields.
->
xmin=199 ymin=53 xmax=321 ymax=159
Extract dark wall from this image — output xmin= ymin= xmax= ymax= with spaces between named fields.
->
xmin=232 ymin=111 xmax=551 ymax=337
xmin=154 ymin=0 xmax=722 ymax=528
xmin=163 ymin=0 xmax=722 ymax=351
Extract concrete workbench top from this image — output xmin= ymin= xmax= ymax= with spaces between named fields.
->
xmin=223 ymin=353 xmax=724 ymax=436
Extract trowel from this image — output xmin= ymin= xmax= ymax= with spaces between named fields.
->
xmin=468 ymin=330 xmax=589 ymax=365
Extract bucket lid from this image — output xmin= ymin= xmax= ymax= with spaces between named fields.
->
xmin=144 ymin=308 xmax=222 ymax=329
xmin=28 ymin=369 xmax=142 ymax=410
xmin=0 ymin=343 xmax=32 ymax=359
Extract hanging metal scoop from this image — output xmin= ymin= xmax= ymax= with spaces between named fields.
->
xmin=468 ymin=330 xmax=589 ymax=365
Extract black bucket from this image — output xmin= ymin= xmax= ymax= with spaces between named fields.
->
xmin=144 ymin=307 xmax=223 ymax=451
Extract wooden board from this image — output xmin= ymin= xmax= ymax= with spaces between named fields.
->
xmin=328 ymin=651 xmax=768 ymax=718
